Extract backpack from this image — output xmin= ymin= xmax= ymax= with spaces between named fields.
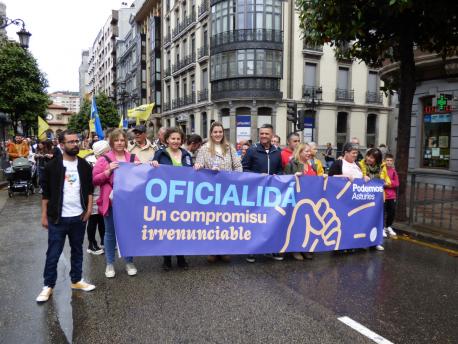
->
xmin=102 ymin=153 xmax=136 ymax=163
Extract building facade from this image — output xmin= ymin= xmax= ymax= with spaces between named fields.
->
xmin=49 ymin=91 xmax=80 ymax=114
xmin=381 ymin=51 xmax=458 ymax=184
xmin=88 ymin=11 xmax=119 ymax=98
xmin=79 ymin=50 xmax=90 ymax=102
xmin=45 ymin=104 xmax=74 ymax=135
xmin=159 ymin=0 xmax=391 ymax=152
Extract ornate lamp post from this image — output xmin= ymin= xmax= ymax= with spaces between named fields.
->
xmin=0 ymin=16 xmax=32 ymax=48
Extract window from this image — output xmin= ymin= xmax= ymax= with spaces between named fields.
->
xmin=190 ymin=114 xmax=195 ymax=132
xmin=338 ymin=66 xmax=349 ymax=90
xmin=422 ymin=97 xmax=451 ymax=169
xmin=201 ymin=68 xmax=208 ymax=89
xmin=175 ymin=81 xmax=180 ymax=98
xmin=191 ymin=34 xmax=195 ymax=55
xmin=366 ymin=114 xmax=377 ymax=148
xmin=304 ymin=62 xmax=317 ymax=87
xmin=336 ymin=112 xmax=348 ymax=156
xmin=368 ymin=71 xmax=378 ymax=93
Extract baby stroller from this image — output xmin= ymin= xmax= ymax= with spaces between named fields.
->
xmin=5 ymin=157 xmax=35 ymax=197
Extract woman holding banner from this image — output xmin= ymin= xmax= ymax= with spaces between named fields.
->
xmin=194 ymin=121 xmax=242 ymax=263
xmin=285 ymin=143 xmax=325 ymax=260
xmin=151 ymin=127 xmax=192 ymax=271
xmin=93 ymin=129 xmax=139 ymax=278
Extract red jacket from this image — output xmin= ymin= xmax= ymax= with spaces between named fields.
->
xmin=384 ymin=166 xmax=399 ymax=200
xmin=281 ymin=147 xmax=293 ymax=170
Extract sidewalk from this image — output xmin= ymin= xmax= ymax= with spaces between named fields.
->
xmin=394 ymin=221 xmax=458 ymax=250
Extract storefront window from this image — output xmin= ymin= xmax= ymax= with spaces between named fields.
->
xmin=422 ymin=113 xmax=451 ymax=169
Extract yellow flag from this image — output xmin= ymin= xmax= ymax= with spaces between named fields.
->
xmin=127 ymin=103 xmax=155 ymax=122
xmin=38 ymin=116 xmax=49 ymax=141
xmin=119 ymin=116 xmax=123 ymax=128
xmin=89 ymin=119 xmax=95 ymax=133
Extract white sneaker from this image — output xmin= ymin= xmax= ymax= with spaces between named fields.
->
xmin=375 ymin=245 xmax=385 ymax=251
xmin=105 ymin=264 xmax=115 ymax=278
xmin=71 ymin=279 xmax=96 ymax=292
xmin=126 ymin=263 xmax=137 ymax=276
xmin=383 ymin=228 xmax=388 ymax=238
xmin=36 ymin=286 xmax=53 ymax=303
xmin=386 ymin=227 xmax=397 ymax=237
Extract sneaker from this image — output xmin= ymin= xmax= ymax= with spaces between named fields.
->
xmin=105 ymin=264 xmax=115 ymax=278
xmin=386 ymin=227 xmax=397 ymax=237
xmin=36 ymin=286 xmax=53 ymax=303
xmin=87 ymin=245 xmax=104 ymax=255
xmin=293 ymin=253 xmax=304 ymax=261
xmin=270 ymin=253 xmax=284 ymax=261
xmin=304 ymin=253 xmax=314 ymax=260
xmin=71 ymin=279 xmax=96 ymax=292
xmin=126 ymin=263 xmax=137 ymax=276
xmin=383 ymin=228 xmax=388 ymax=238
xmin=375 ymin=245 xmax=385 ymax=251
xmin=220 ymin=255 xmax=231 ymax=263
xmin=246 ymin=255 xmax=256 ymax=263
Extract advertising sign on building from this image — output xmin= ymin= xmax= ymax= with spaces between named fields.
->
xmin=236 ymin=115 xmax=251 ymax=142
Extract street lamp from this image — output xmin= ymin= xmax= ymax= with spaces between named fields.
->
xmin=0 ymin=16 xmax=32 ymax=48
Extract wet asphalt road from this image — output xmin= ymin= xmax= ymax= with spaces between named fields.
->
xmin=0 ymin=190 xmax=457 ymax=344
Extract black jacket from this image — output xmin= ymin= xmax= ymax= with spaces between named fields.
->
xmin=328 ymin=159 xmax=361 ymax=176
xmin=42 ymin=156 xmax=94 ymax=224
xmin=242 ymin=143 xmax=282 ymax=175
xmin=153 ymin=147 xmax=193 ymax=167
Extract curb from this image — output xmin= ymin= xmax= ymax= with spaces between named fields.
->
xmin=394 ymin=222 xmax=458 ymax=251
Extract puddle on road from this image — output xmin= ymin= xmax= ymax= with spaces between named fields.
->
xmin=53 ymin=252 xmax=74 ymax=343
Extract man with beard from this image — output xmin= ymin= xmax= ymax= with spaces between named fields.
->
xmin=36 ymin=130 xmax=96 ymax=303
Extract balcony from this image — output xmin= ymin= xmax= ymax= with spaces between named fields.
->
xmin=211 ymin=78 xmax=282 ymax=101
xmin=163 ymin=102 xmax=171 ymax=112
xmin=210 ymin=29 xmax=283 ymax=54
xmin=164 ymin=66 xmax=171 ymax=78
xmin=172 ymin=94 xmax=196 ymax=109
xmin=197 ymin=44 xmax=209 ymax=60
xmin=366 ymin=91 xmax=383 ymax=104
xmin=198 ymin=89 xmax=208 ymax=102
xmin=172 ymin=53 xmax=196 ymax=74
xmin=163 ymin=33 xmax=171 ymax=46
xmin=302 ymin=86 xmax=323 ymax=100
xmin=302 ymin=41 xmax=323 ymax=58
xmin=335 ymin=88 xmax=354 ymax=102
xmin=198 ymin=0 xmax=209 ymax=18
xmin=172 ymin=11 xmax=196 ymax=40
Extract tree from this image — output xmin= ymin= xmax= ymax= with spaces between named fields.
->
xmin=296 ymin=0 xmax=458 ymax=220
xmin=0 ymin=41 xmax=49 ymax=135
xmin=67 ymin=93 xmax=119 ymax=134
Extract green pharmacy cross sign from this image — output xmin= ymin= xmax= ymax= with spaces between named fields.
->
xmin=436 ymin=94 xmax=448 ymax=110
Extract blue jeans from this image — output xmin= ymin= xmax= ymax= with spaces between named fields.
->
xmin=103 ymin=208 xmax=133 ymax=265
xmin=43 ymin=216 xmax=86 ymax=288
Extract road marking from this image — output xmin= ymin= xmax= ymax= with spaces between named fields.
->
xmin=398 ymin=236 xmax=458 ymax=255
xmin=338 ymin=316 xmax=394 ymax=344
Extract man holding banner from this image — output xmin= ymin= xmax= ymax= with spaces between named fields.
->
xmin=242 ymin=123 xmax=283 ymax=263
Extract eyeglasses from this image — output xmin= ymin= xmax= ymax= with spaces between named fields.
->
xmin=64 ymin=140 xmax=80 ymax=145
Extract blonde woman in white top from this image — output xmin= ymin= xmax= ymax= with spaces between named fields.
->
xmin=194 ymin=121 xmax=242 ymax=263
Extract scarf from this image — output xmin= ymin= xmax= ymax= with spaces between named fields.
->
xmin=366 ymin=164 xmax=381 ymax=179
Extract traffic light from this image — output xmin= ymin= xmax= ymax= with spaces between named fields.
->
xmin=287 ymin=102 xmax=297 ymax=124
xmin=297 ymin=109 xmax=306 ymax=131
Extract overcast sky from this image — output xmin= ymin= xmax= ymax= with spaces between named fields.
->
xmin=4 ymin=0 xmax=126 ymax=93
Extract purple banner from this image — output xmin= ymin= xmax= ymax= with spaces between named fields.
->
xmin=113 ymin=164 xmax=384 ymax=256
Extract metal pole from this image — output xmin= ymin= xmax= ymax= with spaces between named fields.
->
xmin=408 ymin=172 xmax=416 ymax=225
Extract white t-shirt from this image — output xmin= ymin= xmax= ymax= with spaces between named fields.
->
xmin=62 ymin=159 xmax=83 ymax=217
xmin=342 ymin=159 xmax=363 ymax=179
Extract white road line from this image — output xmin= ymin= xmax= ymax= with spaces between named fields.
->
xmin=338 ymin=316 xmax=394 ymax=344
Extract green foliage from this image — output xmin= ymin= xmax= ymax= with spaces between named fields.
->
xmin=67 ymin=93 xmax=119 ymax=133
xmin=0 ymin=41 xmax=50 ymax=134
xmin=297 ymin=0 xmax=458 ymax=75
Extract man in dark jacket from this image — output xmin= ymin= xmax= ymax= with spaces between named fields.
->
xmin=36 ymin=130 xmax=95 ymax=303
xmin=242 ymin=124 xmax=283 ymax=263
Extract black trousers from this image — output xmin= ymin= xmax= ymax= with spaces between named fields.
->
xmin=384 ymin=199 xmax=396 ymax=227
xmin=86 ymin=214 xmax=105 ymax=247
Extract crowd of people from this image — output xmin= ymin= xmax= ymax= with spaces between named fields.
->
xmin=8 ymin=124 xmax=398 ymax=304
